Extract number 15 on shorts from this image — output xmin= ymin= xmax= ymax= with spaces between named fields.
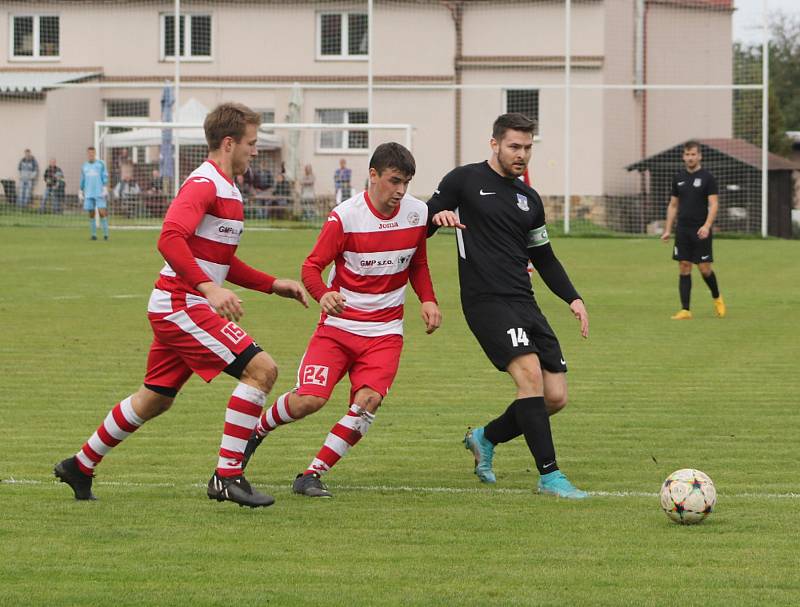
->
xmin=507 ymin=328 xmax=530 ymax=347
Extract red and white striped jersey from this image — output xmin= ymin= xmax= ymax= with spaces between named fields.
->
xmin=148 ymin=160 xmax=274 ymax=314
xmin=302 ymin=190 xmax=436 ymax=337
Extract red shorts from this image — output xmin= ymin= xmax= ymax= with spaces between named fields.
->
xmin=144 ymin=303 xmax=255 ymax=391
xmin=295 ymin=324 xmax=403 ymax=403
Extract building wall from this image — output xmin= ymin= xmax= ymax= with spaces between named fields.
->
xmin=1 ymin=99 xmax=47 ymax=197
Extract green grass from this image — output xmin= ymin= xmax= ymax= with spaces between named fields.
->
xmin=1 ymin=228 xmax=798 ymax=606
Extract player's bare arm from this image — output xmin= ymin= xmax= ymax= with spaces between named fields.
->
xmin=697 ymin=194 xmax=719 ymax=240
xmin=271 ymin=279 xmax=309 ymax=308
xmin=320 ymin=291 xmax=346 ymax=316
xmin=431 ymin=210 xmax=466 ymax=229
xmin=420 ymin=301 xmax=442 ymax=334
xmin=569 ymin=299 xmax=589 ymax=339
xmin=197 ymin=282 xmax=244 ymax=321
xmin=661 ymin=196 xmax=679 ymax=241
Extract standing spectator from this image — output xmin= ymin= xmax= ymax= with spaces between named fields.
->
xmin=41 ymin=158 xmax=65 ymax=214
xmin=272 ymin=173 xmax=292 ymax=220
xmin=299 ymin=164 xmax=316 ymax=220
xmin=334 ymin=158 xmax=352 ymax=205
xmin=145 ymin=168 xmax=166 ymax=218
xmin=18 ymin=149 xmax=39 ymax=208
xmin=79 ymin=146 xmax=110 ymax=240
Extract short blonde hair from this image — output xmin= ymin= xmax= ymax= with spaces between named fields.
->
xmin=204 ymin=102 xmax=261 ymax=151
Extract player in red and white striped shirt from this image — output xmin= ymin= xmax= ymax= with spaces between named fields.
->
xmin=243 ymin=142 xmax=441 ymax=497
xmin=54 ymin=103 xmax=307 ymax=508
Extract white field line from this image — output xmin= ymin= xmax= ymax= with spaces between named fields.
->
xmin=2 ymin=477 xmax=798 ymax=499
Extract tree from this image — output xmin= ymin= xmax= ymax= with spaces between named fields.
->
xmin=732 ymin=13 xmax=799 ymax=157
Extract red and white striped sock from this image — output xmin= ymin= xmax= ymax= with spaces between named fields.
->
xmin=305 ymin=404 xmax=375 ymax=476
xmin=74 ymin=396 xmax=145 ymax=476
xmin=216 ymin=383 xmax=267 ymax=478
xmin=254 ymin=391 xmax=295 ymax=439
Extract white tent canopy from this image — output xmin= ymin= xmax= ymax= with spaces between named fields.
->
xmin=103 ymin=98 xmax=282 ymax=149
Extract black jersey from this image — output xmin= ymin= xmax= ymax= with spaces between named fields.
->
xmin=427 ymin=161 xmax=548 ymax=302
xmin=670 ymin=168 xmax=718 ymax=229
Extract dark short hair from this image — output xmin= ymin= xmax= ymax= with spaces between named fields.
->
xmin=369 ymin=142 xmax=416 ymax=177
xmin=684 ymin=140 xmax=701 ymax=152
xmin=87 ymin=146 xmax=96 ymax=151
xmin=204 ymin=102 xmax=262 ymax=151
xmin=492 ymin=113 xmax=536 ymax=141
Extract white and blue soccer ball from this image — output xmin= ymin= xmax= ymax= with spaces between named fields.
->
xmin=659 ymin=468 xmax=716 ymax=525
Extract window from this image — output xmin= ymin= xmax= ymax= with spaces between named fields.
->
xmin=161 ymin=14 xmax=212 ymax=60
xmin=317 ymin=109 xmax=369 ymax=151
xmin=505 ymin=89 xmax=540 ymax=137
xmin=318 ymin=12 xmax=368 ymax=59
xmin=105 ymin=99 xmax=150 ymax=119
xmin=256 ymin=109 xmax=276 ymax=134
xmin=11 ymin=15 xmax=59 ymax=59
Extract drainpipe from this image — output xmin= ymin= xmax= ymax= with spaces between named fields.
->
xmin=446 ymin=2 xmax=464 ymax=166
xmin=635 ymin=0 xmax=648 ymax=231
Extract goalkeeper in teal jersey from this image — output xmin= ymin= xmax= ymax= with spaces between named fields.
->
xmin=80 ymin=146 xmax=110 ymax=240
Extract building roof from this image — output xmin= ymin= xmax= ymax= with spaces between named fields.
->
xmin=627 ymin=138 xmax=800 ymax=172
xmin=0 ymin=70 xmax=101 ymax=93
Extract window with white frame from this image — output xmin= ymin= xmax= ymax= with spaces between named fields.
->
xmin=505 ymin=89 xmax=540 ymax=137
xmin=257 ymin=109 xmax=275 ymax=134
xmin=317 ymin=12 xmax=368 ymax=59
xmin=317 ymin=109 xmax=369 ymax=151
xmin=161 ymin=14 xmax=212 ymax=60
xmin=11 ymin=15 xmax=60 ymax=59
xmin=105 ymin=99 xmax=151 ymax=163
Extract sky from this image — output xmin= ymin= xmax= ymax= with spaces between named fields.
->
xmin=733 ymin=0 xmax=800 ymax=44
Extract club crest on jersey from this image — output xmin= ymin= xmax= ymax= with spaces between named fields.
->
xmin=516 ymin=194 xmax=529 ymax=211
xmin=407 ymin=211 xmax=420 ymax=225
xmin=693 ymin=178 xmax=702 ymax=187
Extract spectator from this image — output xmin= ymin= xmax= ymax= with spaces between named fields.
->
xmin=18 ymin=149 xmax=39 ymax=208
xmin=252 ymin=161 xmax=274 ymax=192
xmin=41 ymin=158 xmax=65 ymax=214
xmin=272 ymin=173 xmax=292 ymax=220
xmin=145 ymin=169 xmax=166 ymax=219
xmin=299 ymin=164 xmax=316 ymax=220
xmin=113 ymin=174 xmax=142 ymax=217
xmin=334 ymin=158 xmax=352 ymax=204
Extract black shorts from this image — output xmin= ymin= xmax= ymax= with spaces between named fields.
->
xmin=462 ymin=298 xmax=567 ymax=373
xmin=673 ymin=227 xmax=713 ymax=263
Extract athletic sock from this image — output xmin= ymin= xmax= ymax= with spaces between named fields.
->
xmin=305 ymin=404 xmax=374 ymax=476
xmin=512 ymin=396 xmax=559 ymax=475
xmin=100 ymin=216 xmax=109 ymax=238
xmin=216 ymin=383 xmax=267 ymax=478
xmin=679 ymin=274 xmax=692 ymax=310
xmin=74 ymin=396 xmax=144 ymax=476
xmin=254 ymin=391 xmax=295 ymax=438
xmin=702 ymin=271 xmax=720 ymax=299
xmin=89 ymin=216 xmax=97 ymax=238
xmin=483 ymin=400 xmax=522 ymax=444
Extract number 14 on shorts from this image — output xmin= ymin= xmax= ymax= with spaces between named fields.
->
xmin=507 ymin=328 xmax=530 ymax=347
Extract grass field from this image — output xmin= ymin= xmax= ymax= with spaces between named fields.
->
xmin=1 ymin=227 xmax=798 ymax=606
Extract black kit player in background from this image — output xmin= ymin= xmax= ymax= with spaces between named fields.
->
xmin=661 ymin=140 xmax=726 ymax=320
xmin=426 ymin=113 xmax=589 ymax=499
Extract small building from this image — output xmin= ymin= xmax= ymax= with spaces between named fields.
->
xmin=626 ymin=138 xmax=799 ymax=238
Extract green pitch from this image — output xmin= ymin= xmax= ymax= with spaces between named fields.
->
xmin=1 ymin=228 xmax=798 ymax=606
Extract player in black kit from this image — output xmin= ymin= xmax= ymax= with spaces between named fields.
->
xmin=661 ymin=140 xmax=726 ymax=320
xmin=427 ymin=113 xmax=588 ymax=499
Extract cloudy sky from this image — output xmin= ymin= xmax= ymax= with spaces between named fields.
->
xmin=733 ymin=0 xmax=799 ymax=44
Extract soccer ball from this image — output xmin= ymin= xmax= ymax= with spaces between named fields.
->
xmin=659 ymin=468 xmax=716 ymax=525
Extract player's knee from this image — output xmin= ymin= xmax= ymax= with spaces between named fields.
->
xmin=545 ymin=391 xmax=568 ymax=415
xmin=354 ymin=391 xmax=382 ymax=413
xmin=292 ymin=394 xmax=327 ymax=417
xmin=240 ymin=352 xmax=278 ymax=393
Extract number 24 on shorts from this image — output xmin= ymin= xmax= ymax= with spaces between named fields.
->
xmin=507 ymin=328 xmax=530 ymax=347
